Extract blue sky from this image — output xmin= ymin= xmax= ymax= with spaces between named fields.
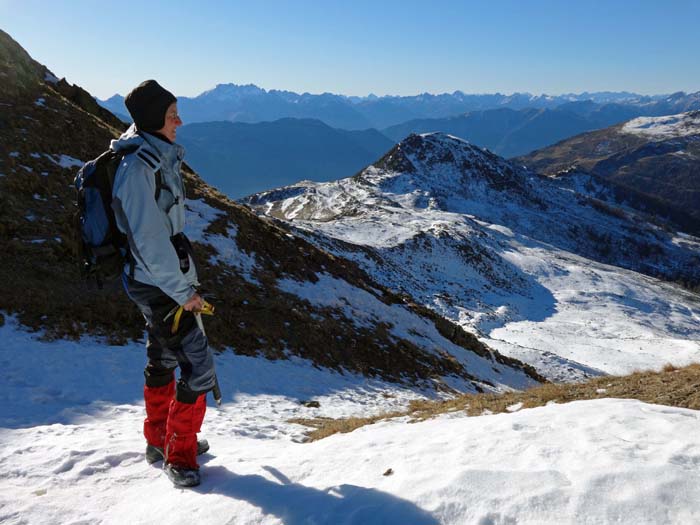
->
xmin=1 ymin=0 xmax=698 ymax=99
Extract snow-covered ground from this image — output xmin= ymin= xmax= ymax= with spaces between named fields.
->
xmin=3 ymin=316 xmax=700 ymax=524
xmin=0 ymin=317 xmax=700 ymax=525
xmin=486 ymin=243 xmax=700 ymax=381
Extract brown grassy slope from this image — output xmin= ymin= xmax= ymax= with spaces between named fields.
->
xmin=0 ymin=30 xmax=542 ymax=388
xmin=515 ymin=118 xmax=700 ymax=232
xmin=291 ymin=363 xmax=700 ymax=441
xmin=514 ymin=124 xmax=645 ymax=176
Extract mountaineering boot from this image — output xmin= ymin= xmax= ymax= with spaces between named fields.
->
xmin=164 ymin=462 xmax=201 ymax=488
xmin=146 ymin=439 xmax=210 ymax=464
xmin=162 ymin=391 xmax=207 ymax=486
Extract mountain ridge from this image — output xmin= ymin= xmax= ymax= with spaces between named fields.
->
xmin=245 ymin=132 xmax=700 ymax=381
xmin=517 ymin=111 xmax=700 ymax=233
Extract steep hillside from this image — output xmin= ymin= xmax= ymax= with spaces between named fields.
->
xmin=244 ymin=133 xmax=700 ymax=381
xmin=0 ymin=29 xmax=541 ymax=392
xmin=517 ymin=112 xmax=700 ymax=231
xmin=177 ymin=118 xmax=394 ymax=198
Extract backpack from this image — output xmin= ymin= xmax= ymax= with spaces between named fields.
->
xmin=74 ymin=145 xmax=165 ymax=289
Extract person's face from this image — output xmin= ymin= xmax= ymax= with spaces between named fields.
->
xmin=158 ymin=102 xmax=182 ymax=142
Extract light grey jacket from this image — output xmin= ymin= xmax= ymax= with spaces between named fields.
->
xmin=111 ymin=124 xmax=198 ymax=305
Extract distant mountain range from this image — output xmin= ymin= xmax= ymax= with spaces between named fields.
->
xmin=177 ymin=119 xmax=394 ymax=198
xmin=382 ymin=107 xmax=593 ymax=158
xmin=98 ymin=84 xmax=700 ymax=131
xmin=99 ymin=86 xmax=700 ymax=198
xmin=383 ymin=95 xmax=700 ymax=158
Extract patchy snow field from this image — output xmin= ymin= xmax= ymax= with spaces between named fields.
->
xmin=257 ymin=192 xmax=700 ymax=383
xmin=3 ymin=317 xmax=700 ymax=524
xmin=245 ymin=133 xmax=700 ymax=383
xmin=621 ymin=112 xmax=700 ymax=139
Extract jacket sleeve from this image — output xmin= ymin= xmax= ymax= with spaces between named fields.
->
xmin=112 ymin=159 xmax=196 ymax=305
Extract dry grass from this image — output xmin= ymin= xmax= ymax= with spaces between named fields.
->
xmin=291 ymin=363 xmax=700 ymax=441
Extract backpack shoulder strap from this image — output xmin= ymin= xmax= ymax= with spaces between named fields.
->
xmin=154 ymin=169 xmax=165 ymax=201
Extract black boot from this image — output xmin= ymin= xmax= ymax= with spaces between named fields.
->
xmin=145 ymin=439 xmax=210 ymax=464
xmin=164 ymin=462 xmax=201 ymax=487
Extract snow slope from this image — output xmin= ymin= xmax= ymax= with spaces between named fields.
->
xmin=245 ymin=133 xmax=700 ymax=382
xmin=621 ymin=111 xmax=700 ymax=139
xmin=2 ymin=317 xmax=700 ymax=525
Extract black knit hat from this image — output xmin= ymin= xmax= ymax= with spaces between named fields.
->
xmin=124 ymin=80 xmax=177 ymax=132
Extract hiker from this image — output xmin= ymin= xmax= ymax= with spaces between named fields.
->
xmin=111 ymin=80 xmax=215 ymax=487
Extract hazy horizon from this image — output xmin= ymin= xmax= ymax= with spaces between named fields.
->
xmin=98 ymin=83 xmax=681 ymax=101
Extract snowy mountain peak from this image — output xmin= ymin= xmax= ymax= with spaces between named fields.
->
xmin=199 ymin=83 xmax=267 ymax=100
xmin=395 ymin=131 xmax=496 ymax=166
xmin=364 ymin=132 xmax=532 ymax=205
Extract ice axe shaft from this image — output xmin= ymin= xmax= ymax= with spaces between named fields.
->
xmin=194 ymin=309 xmax=222 ymax=407
xmin=212 ymin=375 xmax=222 ymax=407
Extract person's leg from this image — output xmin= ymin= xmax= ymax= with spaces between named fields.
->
xmin=162 ymin=312 xmax=216 ymax=470
xmin=164 ymin=386 xmax=207 ymax=469
xmin=143 ymin=353 xmax=176 ymax=449
xmin=123 ymin=276 xmax=179 ymax=449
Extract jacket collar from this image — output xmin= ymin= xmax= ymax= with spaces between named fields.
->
xmin=110 ymin=124 xmax=184 ymax=163
xmin=141 ymin=130 xmax=185 ymax=164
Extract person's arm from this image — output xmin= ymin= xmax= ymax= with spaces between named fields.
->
xmin=113 ymin=159 xmax=196 ymax=305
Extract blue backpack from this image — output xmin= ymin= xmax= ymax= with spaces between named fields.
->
xmin=74 ymin=146 xmax=163 ymax=288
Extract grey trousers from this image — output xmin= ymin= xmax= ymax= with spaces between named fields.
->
xmin=123 ymin=274 xmax=216 ymax=401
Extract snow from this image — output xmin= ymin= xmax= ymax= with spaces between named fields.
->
xmin=44 ymin=71 xmax=58 ymax=84
xmin=621 ymin=112 xmax=700 ymax=139
xmin=34 ymin=97 xmax=46 ymax=107
xmin=0 ymin=316 xmax=427 ymax=432
xmin=245 ymin=133 xmax=700 ymax=383
xmin=184 ymin=199 xmax=260 ymax=284
xmin=183 ymin=198 xmax=225 ymax=243
xmin=205 ymin=225 xmax=261 ymax=284
xmin=486 ymin=246 xmax=700 ymax=378
xmin=278 ymin=273 xmax=538 ymax=391
xmin=3 ymin=316 xmax=700 ymax=524
xmin=44 ymin=154 xmax=84 ymax=169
